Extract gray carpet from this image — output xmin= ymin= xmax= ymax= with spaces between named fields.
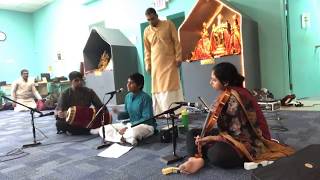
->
xmin=0 ymin=110 xmax=319 ymax=180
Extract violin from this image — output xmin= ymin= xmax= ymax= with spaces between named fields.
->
xmin=195 ymin=89 xmax=231 ymax=158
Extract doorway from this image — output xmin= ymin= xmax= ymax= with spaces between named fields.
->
xmin=286 ymin=0 xmax=320 ymax=98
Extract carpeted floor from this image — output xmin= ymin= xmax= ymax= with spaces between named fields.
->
xmin=0 ymin=109 xmax=319 ymax=180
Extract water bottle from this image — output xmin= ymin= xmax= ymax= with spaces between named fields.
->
xmin=181 ymin=109 xmax=189 ymax=131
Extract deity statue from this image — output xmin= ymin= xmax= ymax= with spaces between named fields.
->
xmin=96 ymin=50 xmax=110 ymax=71
xmin=230 ymin=16 xmax=241 ymax=54
xmin=210 ymin=14 xmax=227 ymax=56
xmin=189 ymin=14 xmax=242 ymax=60
xmin=191 ymin=22 xmax=212 ymax=60
xmin=209 ymin=23 xmax=217 ymax=54
xmin=201 ymin=22 xmax=209 ymax=37
xmin=223 ymin=21 xmax=232 ymax=55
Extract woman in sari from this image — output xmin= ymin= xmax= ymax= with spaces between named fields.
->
xmin=179 ymin=62 xmax=294 ymax=174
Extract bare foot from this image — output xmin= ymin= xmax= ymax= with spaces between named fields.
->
xmin=178 ymin=157 xmax=205 ymax=174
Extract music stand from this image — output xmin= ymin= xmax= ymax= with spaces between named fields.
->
xmin=154 ymin=105 xmax=184 ymax=165
xmin=1 ymin=95 xmax=42 ymax=148
xmin=94 ymin=94 xmax=114 ymax=149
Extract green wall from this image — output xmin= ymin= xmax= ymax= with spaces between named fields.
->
xmin=93 ymin=0 xmax=292 ymax=98
xmin=101 ymin=0 xmax=196 ymax=94
xmin=31 ymin=0 xmax=196 ymax=93
xmin=33 ymin=0 xmax=102 ymax=77
xmin=228 ymin=0 xmax=290 ymax=98
xmin=0 ymin=10 xmax=38 ymax=83
xmin=287 ymin=0 xmax=320 ymax=98
xmin=1 ymin=0 xmax=298 ymax=98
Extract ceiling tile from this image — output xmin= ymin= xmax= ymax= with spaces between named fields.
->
xmin=0 ymin=0 xmax=54 ymax=13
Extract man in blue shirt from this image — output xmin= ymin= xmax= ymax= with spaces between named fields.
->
xmin=92 ymin=73 xmax=156 ymax=145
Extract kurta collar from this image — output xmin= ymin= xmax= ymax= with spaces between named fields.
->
xmin=151 ymin=20 xmax=163 ymax=29
xmin=132 ymin=90 xmax=142 ymax=98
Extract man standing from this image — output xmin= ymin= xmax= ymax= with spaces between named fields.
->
xmin=11 ymin=69 xmax=42 ymax=112
xmin=143 ymin=7 xmax=184 ymax=115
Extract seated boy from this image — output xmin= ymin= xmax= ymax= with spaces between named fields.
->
xmin=91 ymin=73 xmax=156 ymax=145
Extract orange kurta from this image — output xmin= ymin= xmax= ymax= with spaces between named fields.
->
xmin=144 ymin=20 xmax=182 ymax=93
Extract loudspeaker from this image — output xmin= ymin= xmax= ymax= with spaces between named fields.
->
xmin=252 ymin=144 xmax=320 ymax=180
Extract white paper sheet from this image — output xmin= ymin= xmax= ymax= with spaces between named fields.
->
xmin=97 ymin=143 xmax=133 ymax=158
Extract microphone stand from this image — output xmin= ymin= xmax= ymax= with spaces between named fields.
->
xmin=1 ymin=95 xmax=42 ymax=148
xmin=94 ymin=93 xmax=114 ymax=150
xmin=153 ymin=105 xmax=184 ymax=165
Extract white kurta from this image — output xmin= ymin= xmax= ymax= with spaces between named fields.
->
xmin=144 ymin=20 xmax=184 ymax=114
xmin=93 ymin=122 xmax=154 ymax=146
xmin=144 ymin=20 xmax=182 ymax=93
xmin=11 ymin=78 xmax=42 ymax=112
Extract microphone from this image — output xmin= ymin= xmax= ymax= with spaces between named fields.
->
xmin=174 ymin=102 xmax=199 ymax=107
xmin=39 ymin=111 xmax=54 ymax=117
xmin=105 ymin=88 xmax=124 ymax=95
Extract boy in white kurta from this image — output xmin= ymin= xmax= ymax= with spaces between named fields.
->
xmin=11 ymin=69 xmax=42 ymax=112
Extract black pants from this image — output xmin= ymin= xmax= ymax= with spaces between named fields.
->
xmin=186 ymin=128 xmax=244 ymax=169
xmin=56 ymin=119 xmax=90 ymax=135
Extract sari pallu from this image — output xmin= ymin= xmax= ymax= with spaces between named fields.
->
xmin=209 ymin=87 xmax=295 ymax=162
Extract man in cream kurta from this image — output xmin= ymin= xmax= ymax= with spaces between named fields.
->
xmin=144 ymin=7 xmax=184 ymax=115
xmin=11 ymin=69 xmax=42 ymax=112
